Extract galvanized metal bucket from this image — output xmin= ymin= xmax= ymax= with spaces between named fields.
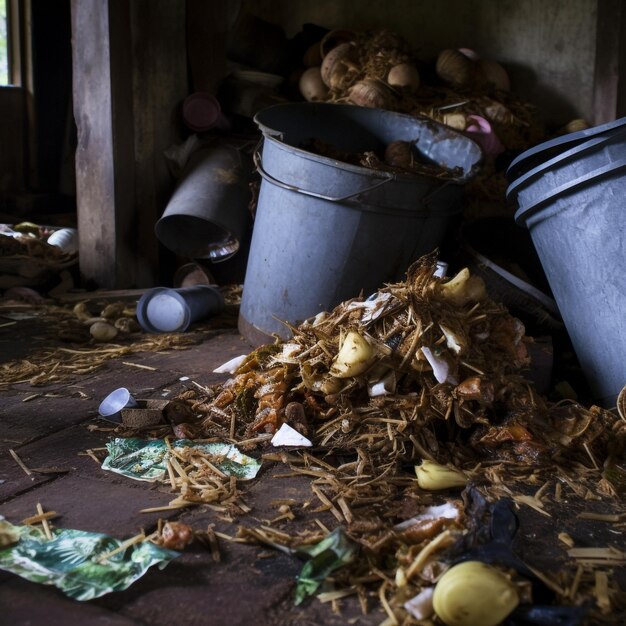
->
xmin=512 ymin=124 xmax=626 ymax=407
xmin=155 ymin=143 xmax=252 ymax=262
xmin=239 ymin=102 xmax=483 ymax=345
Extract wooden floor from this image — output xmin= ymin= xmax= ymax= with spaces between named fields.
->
xmin=0 ymin=312 xmax=624 ymax=625
xmin=0 ymin=317 xmax=372 ymax=626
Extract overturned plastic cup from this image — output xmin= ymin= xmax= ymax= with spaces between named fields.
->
xmin=136 ymin=286 xmax=225 ymax=333
xmin=98 ymin=387 xmax=138 ymax=422
xmin=47 ymin=228 xmax=78 ymax=254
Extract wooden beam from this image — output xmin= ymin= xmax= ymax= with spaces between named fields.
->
xmin=129 ymin=0 xmax=187 ymax=286
xmin=71 ymin=0 xmax=121 ymax=288
xmin=592 ymin=0 xmax=626 ymax=124
xmin=70 ymin=0 xmax=187 ymax=288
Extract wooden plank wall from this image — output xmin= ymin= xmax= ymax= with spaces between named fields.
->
xmin=71 ymin=0 xmax=186 ymax=288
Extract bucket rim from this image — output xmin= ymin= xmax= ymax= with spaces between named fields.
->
xmin=506 ymin=129 xmax=626 ymax=202
xmin=507 ymin=115 xmax=626 ymax=181
xmin=254 ymin=102 xmax=482 ymax=183
xmin=515 ymin=157 xmax=626 ymax=227
xmin=256 ymin=139 xmax=464 ymax=216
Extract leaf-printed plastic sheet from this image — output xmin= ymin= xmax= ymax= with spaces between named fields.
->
xmin=294 ymin=528 xmax=358 ymax=605
xmin=0 ymin=522 xmax=178 ymax=600
xmin=101 ymin=438 xmax=262 ymax=482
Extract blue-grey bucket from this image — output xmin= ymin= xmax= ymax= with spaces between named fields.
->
xmin=506 ymin=115 xmax=626 ymax=182
xmin=155 ymin=143 xmax=252 ymax=262
xmin=512 ymin=137 xmax=626 ymax=408
xmin=239 ymin=103 xmax=483 ymax=345
xmin=506 ymin=128 xmax=626 ymax=206
xmin=137 ymin=286 xmax=224 ymax=333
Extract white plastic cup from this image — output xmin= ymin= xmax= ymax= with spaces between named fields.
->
xmin=136 ymin=286 xmax=224 ymax=333
xmin=98 ymin=387 xmax=138 ymax=422
xmin=47 ymin=228 xmax=78 ymax=254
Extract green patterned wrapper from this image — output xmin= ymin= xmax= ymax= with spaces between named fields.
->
xmin=101 ymin=438 xmax=262 ymax=482
xmin=0 ymin=521 xmax=178 ymax=600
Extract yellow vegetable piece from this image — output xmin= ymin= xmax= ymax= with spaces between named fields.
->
xmin=329 ymin=331 xmax=375 ymax=378
xmin=415 ymin=460 xmax=467 ymax=490
xmin=433 ymin=561 xmax=519 ymax=626
xmin=439 ymin=268 xmax=487 ymax=306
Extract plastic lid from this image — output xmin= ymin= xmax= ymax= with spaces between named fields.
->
xmin=146 ymin=291 xmax=189 ymax=332
xmin=182 ymin=93 xmax=222 ymax=132
xmin=137 ymin=288 xmax=191 ymax=333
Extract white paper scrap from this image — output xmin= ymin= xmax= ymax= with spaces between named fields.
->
xmin=213 ymin=354 xmax=248 ymax=374
xmin=404 ymin=587 xmax=434 ymax=621
xmin=271 ymin=423 xmax=312 ymax=448
xmin=421 ymin=347 xmax=458 ymax=385
xmin=368 ymin=370 xmax=397 ymax=397
xmin=394 ymin=503 xmax=460 ymax=530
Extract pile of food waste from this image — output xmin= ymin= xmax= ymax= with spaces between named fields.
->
xmin=157 ymin=253 xmax=625 ymax=625
xmin=292 ymin=27 xmax=589 ymax=218
xmin=301 ymin=137 xmax=465 ymax=180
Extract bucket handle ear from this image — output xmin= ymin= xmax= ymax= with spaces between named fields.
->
xmin=253 ymin=148 xmax=395 ymax=203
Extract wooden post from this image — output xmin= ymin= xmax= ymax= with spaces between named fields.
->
xmin=593 ymin=0 xmax=626 ymax=124
xmin=70 ymin=0 xmax=186 ymax=288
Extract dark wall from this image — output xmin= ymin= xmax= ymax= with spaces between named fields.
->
xmin=31 ymin=0 xmax=74 ymax=195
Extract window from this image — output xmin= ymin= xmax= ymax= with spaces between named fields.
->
xmin=0 ymin=0 xmax=8 ymax=84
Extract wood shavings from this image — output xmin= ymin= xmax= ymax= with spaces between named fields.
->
xmin=513 ymin=495 xmax=552 ymax=517
xmin=79 ymin=253 xmax=625 ymax=620
xmin=594 ymin=570 xmax=612 ymax=614
xmin=577 ymin=511 xmax=626 ymax=523
xmin=36 ymin=503 xmax=53 ymax=540
xmin=21 ymin=509 xmax=58 ymax=526
xmin=96 ymin=532 xmax=146 ymax=563
xmin=567 ymin=546 xmax=626 ymax=565
xmin=9 ymin=449 xmax=34 ymax=480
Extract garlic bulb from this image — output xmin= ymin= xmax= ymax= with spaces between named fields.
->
xmin=299 ymin=67 xmax=329 ymax=101
xmin=114 ymin=317 xmax=140 ymax=333
xmin=387 ymin=63 xmax=420 ymax=93
xmin=101 ymin=302 xmax=126 ymax=319
xmin=433 ymin=561 xmax=519 ymax=626
xmin=90 ymin=321 xmax=119 ymax=342
xmin=415 ymin=460 xmax=467 ymax=490
xmin=436 ymin=49 xmax=474 ymax=88
xmin=73 ymin=301 xmax=91 ymax=322
xmin=320 ymin=42 xmax=358 ymax=88
xmin=330 ymin=331 xmax=375 ymax=378
xmin=348 ymin=78 xmax=395 ymax=109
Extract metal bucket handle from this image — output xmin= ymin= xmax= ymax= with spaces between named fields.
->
xmin=515 ymin=157 xmax=626 ymax=225
xmin=253 ymin=148 xmax=395 ymax=203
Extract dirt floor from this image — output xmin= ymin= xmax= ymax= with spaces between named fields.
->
xmin=0 ymin=309 xmax=624 ymax=625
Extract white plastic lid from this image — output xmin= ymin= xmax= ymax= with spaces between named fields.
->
xmin=144 ymin=292 xmax=189 ymax=332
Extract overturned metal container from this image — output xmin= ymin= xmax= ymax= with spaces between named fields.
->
xmin=155 ymin=142 xmax=252 ymax=262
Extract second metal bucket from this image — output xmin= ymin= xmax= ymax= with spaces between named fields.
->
xmin=239 ymin=103 xmax=482 ymax=345
xmin=512 ymin=129 xmax=626 ymax=407
xmin=155 ymin=142 xmax=252 ymax=262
